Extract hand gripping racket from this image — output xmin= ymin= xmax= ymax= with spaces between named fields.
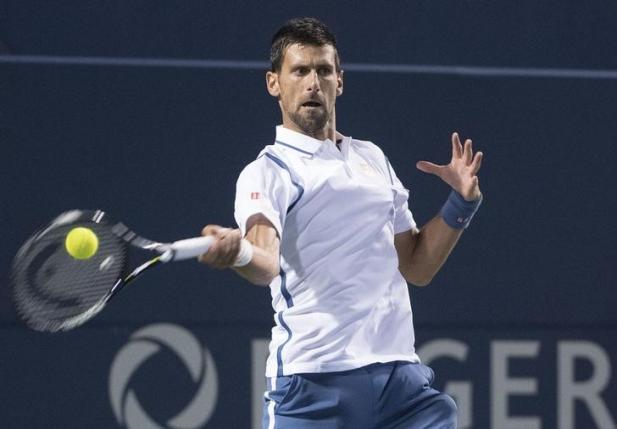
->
xmin=10 ymin=209 xmax=214 ymax=332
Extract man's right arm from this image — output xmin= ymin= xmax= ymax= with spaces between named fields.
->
xmin=198 ymin=213 xmax=279 ymax=286
xmin=233 ymin=213 xmax=279 ymax=286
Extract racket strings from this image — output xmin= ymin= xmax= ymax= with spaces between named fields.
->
xmin=12 ymin=221 xmax=127 ymax=331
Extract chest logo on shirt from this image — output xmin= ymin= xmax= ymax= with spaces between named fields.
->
xmin=357 ymin=161 xmax=378 ymax=177
xmin=250 ymin=192 xmax=260 ymax=200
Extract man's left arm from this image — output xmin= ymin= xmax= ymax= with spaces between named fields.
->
xmin=395 ymin=132 xmax=483 ymax=286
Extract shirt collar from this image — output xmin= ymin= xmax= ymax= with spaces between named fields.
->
xmin=275 ymin=125 xmax=349 ymax=156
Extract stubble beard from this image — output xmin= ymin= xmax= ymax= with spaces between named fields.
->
xmin=289 ymin=107 xmax=329 ymax=138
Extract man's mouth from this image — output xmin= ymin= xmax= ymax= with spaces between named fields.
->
xmin=301 ymin=101 xmax=322 ymax=108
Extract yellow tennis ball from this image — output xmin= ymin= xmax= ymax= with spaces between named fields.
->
xmin=65 ymin=227 xmax=99 ymax=260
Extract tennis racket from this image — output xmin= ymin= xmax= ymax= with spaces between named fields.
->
xmin=11 ymin=209 xmax=214 ymax=332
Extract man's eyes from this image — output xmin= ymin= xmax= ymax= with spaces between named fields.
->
xmin=293 ymin=67 xmax=333 ymax=76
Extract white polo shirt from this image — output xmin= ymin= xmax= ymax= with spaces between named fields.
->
xmin=235 ymin=125 xmax=420 ymax=377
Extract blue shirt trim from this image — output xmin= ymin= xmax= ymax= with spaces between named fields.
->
xmin=274 ymin=140 xmax=314 ymax=156
xmin=276 ymin=269 xmax=294 ymax=377
xmin=262 ymin=152 xmax=304 ymax=213
xmin=279 ymin=269 xmax=294 ymax=308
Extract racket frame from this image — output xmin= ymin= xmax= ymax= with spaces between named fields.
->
xmin=12 ymin=209 xmax=213 ymax=332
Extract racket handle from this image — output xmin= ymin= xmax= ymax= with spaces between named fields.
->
xmin=160 ymin=236 xmax=215 ymax=262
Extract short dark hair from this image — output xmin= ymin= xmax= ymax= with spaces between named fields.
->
xmin=270 ymin=17 xmax=340 ymax=73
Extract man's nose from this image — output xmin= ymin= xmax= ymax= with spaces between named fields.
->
xmin=307 ymin=70 xmax=320 ymax=92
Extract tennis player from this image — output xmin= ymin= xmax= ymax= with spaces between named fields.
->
xmin=200 ymin=17 xmax=483 ymax=429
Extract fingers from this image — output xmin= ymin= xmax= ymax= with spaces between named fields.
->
xmin=212 ymin=229 xmax=241 ymax=268
xmin=201 ymin=224 xmax=222 ymax=237
xmin=198 ymin=225 xmax=241 ymax=269
xmin=416 ymin=160 xmax=443 ymax=176
xmin=463 ymin=138 xmax=473 ymax=165
xmin=453 ymin=132 xmax=475 ymax=168
xmin=470 ymin=151 xmax=483 ymax=175
xmin=451 ymin=132 xmax=463 ymax=159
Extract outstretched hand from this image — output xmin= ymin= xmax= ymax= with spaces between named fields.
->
xmin=416 ymin=132 xmax=483 ymax=201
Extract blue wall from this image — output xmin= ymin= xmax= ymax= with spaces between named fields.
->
xmin=1 ymin=1 xmax=616 ymax=428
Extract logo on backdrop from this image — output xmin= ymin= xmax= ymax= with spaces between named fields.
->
xmin=109 ymin=323 xmax=218 ymax=429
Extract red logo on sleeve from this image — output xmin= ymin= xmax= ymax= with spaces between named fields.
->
xmin=250 ymin=192 xmax=260 ymax=200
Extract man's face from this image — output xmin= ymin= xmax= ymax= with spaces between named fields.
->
xmin=267 ymin=43 xmax=343 ymax=139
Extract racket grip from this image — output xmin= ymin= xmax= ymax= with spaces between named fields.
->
xmin=162 ymin=236 xmax=215 ymax=262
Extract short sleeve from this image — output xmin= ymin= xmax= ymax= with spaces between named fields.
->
xmin=386 ymin=159 xmax=418 ymax=234
xmin=234 ymin=154 xmax=297 ymax=239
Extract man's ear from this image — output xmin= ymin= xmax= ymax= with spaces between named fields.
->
xmin=266 ymin=71 xmax=280 ymax=97
xmin=336 ymin=70 xmax=344 ymax=96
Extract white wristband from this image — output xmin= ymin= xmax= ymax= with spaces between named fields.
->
xmin=233 ymin=238 xmax=254 ymax=267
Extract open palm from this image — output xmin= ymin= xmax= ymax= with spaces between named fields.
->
xmin=416 ymin=132 xmax=483 ymax=201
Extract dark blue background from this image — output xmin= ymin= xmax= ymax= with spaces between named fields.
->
xmin=1 ymin=1 xmax=616 ymax=427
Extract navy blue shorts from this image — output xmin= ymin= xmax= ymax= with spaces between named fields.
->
xmin=263 ymin=361 xmax=457 ymax=428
